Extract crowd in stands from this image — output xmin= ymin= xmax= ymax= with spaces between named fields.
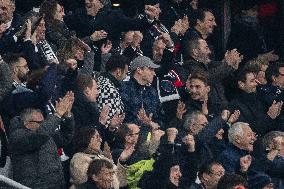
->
xmin=0 ymin=0 xmax=283 ymax=188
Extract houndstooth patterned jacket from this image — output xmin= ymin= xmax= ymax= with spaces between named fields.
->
xmin=97 ymin=73 xmax=124 ymax=126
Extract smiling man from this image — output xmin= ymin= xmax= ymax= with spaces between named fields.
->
xmin=218 ymin=122 xmax=256 ymax=174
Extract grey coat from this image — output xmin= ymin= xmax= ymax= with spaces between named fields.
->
xmin=9 ymin=114 xmax=75 ymax=189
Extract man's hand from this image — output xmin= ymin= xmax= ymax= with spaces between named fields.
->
xmin=182 ymin=134 xmax=195 ymax=152
xmin=99 ymin=105 xmax=110 ymax=126
xmin=137 ymin=108 xmax=153 ymax=125
xmin=152 ymin=129 xmax=165 ymax=141
xmin=119 ymin=145 xmax=135 ymax=161
xmin=267 ymin=100 xmax=283 ymax=119
xmin=160 ymin=33 xmax=174 ymax=48
xmin=166 ymin=127 xmax=178 ymax=143
xmin=202 ymin=99 xmax=208 ymax=116
xmin=103 ymin=142 xmax=113 ymax=160
xmin=224 ymin=49 xmax=243 ymax=70
xmin=228 ymin=110 xmax=241 ymax=124
xmin=180 ymin=16 xmax=189 ymax=36
xmin=90 ymin=30 xmax=108 ymax=41
xmin=131 ymin=31 xmax=143 ymax=49
xmin=145 ymin=5 xmax=159 ymax=20
xmin=259 ymin=50 xmax=279 ymax=62
xmin=66 ymin=59 xmax=78 ymax=70
xmin=0 ymin=23 xmax=8 ymax=35
xmin=240 ymin=155 xmax=252 ymax=172
xmin=55 ymin=91 xmax=74 ymax=117
xmin=109 ymin=112 xmax=125 ymax=130
xmin=176 ymin=101 xmax=186 ymax=120
xmin=24 ymin=19 xmax=32 ymax=40
xmin=101 ymin=40 xmax=112 ymax=54
xmin=0 ymin=116 xmax=5 ymax=132
xmin=65 ymin=91 xmax=75 ymax=117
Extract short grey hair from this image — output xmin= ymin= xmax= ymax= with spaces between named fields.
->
xmin=228 ymin=122 xmax=249 ymax=143
xmin=183 ymin=111 xmax=203 ymax=130
xmin=20 ymin=108 xmax=41 ymax=122
xmin=262 ymin=131 xmax=284 ymax=151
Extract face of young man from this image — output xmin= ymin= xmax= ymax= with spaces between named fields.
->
xmin=198 ymin=11 xmax=217 ymax=35
xmin=239 ymin=73 xmax=258 ymax=93
xmin=194 ymin=39 xmax=211 ymax=64
xmin=84 ymin=80 xmax=100 ymax=102
xmin=186 ymin=78 xmax=210 ymax=101
xmin=92 ymin=166 xmax=115 ymax=189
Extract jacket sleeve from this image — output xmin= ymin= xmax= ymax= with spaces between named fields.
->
xmin=0 ymin=61 xmax=12 ymax=103
xmin=52 ymin=115 xmax=75 ymax=148
xmin=197 ymin=117 xmax=226 ymax=144
xmin=78 ymin=51 xmax=95 ymax=76
xmin=208 ymin=61 xmax=235 ymax=83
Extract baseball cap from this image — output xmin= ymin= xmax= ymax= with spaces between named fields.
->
xmin=130 ymin=56 xmax=160 ymax=71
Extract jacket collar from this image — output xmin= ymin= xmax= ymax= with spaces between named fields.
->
xmin=102 ymin=72 xmax=121 ymax=88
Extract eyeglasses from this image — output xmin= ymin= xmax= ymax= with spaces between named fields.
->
xmin=128 ymin=132 xmax=140 ymax=136
xmin=28 ymin=120 xmax=43 ymax=124
xmin=16 ymin=64 xmax=29 ymax=69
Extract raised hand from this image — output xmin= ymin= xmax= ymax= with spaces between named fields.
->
xmin=103 ymin=142 xmax=113 ymax=160
xmin=152 ymin=129 xmax=165 ymax=141
xmin=0 ymin=116 xmax=5 ymax=132
xmin=90 ymin=30 xmax=108 ymax=41
xmin=99 ymin=105 xmax=110 ymax=126
xmin=228 ymin=110 xmax=241 ymax=124
xmin=240 ymin=155 xmax=252 ymax=172
xmin=101 ymin=40 xmax=112 ymax=54
xmin=267 ymin=101 xmax=283 ymax=119
xmin=176 ymin=101 xmax=186 ymax=120
xmin=201 ymin=99 xmax=208 ymax=116
xmin=55 ymin=91 xmax=74 ymax=117
xmin=24 ymin=19 xmax=32 ymax=40
xmin=131 ymin=31 xmax=143 ymax=49
xmin=137 ymin=108 xmax=153 ymax=125
xmin=182 ymin=134 xmax=195 ymax=152
xmin=166 ymin=127 xmax=178 ymax=143
xmin=119 ymin=144 xmax=135 ymax=161
xmin=66 ymin=59 xmax=78 ymax=70
xmin=224 ymin=49 xmax=243 ymax=70
xmin=110 ymin=112 xmax=125 ymax=129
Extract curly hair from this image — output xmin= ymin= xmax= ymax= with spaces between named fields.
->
xmin=73 ymin=127 xmax=99 ymax=153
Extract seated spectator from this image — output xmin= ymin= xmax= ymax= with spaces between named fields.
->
xmin=76 ymin=159 xmax=115 ymax=189
xmin=189 ymin=161 xmax=225 ymax=189
xmin=218 ymin=122 xmax=256 ymax=174
xmin=217 ymin=174 xmax=248 ymax=189
xmin=70 ymin=127 xmax=119 ymax=189
xmin=229 ymin=67 xmax=282 ymax=137
xmin=9 ymin=92 xmax=75 ymax=189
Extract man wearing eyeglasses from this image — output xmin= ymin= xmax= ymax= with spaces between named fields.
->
xmin=9 ymin=92 xmax=75 ymax=189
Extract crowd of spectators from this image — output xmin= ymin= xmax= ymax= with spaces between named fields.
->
xmin=0 ymin=0 xmax=283 ymax=188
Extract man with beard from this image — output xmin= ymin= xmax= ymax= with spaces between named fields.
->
xmin=0 ymin=53 xmax=58 ymax=132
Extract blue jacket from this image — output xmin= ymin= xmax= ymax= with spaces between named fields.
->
xmin=120 ymin=77 xmax=164 ymax=128
xmin=218 ymin=144 xmax=250 ymax=174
